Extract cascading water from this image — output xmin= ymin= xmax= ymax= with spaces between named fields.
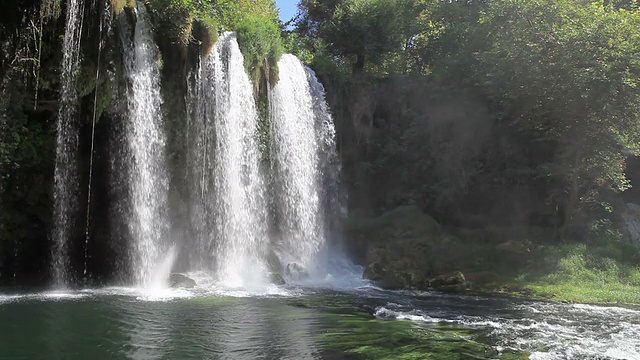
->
xmin=52 ymin=0 xmax=84 ymax=286
xmin=120 ymin=2 xmax=171 ymax=288
xmin=269 ymin=54 xmax=342 ymax=276
xmin=187 ymin=32 xmax=269 ymax=287
xmin=212 ymin=33 xmax=269 ymax=287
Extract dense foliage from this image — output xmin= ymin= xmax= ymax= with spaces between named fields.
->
xmin=290 ymin=0 xmax=640 ymax=299
xmin=295 ymin=0 xmax=640 ymax=234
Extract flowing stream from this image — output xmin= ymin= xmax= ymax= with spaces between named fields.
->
xmin=52 ymin=0 xmax=84 ymax=286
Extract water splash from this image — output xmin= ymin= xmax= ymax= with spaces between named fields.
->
xmin=52 ymin=0 xmax=85 ymax=287
xmin=120 ymin=2 xmax=171 ymax=287
xmin=269 ymin=54 xmax=342 ymax=276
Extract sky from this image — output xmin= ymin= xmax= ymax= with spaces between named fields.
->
xmin=275 ymin=0 xmax=299 ymax=23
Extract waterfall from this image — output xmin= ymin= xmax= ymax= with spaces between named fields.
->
xmin=269 ymin=54 xmax=342 ymax=275
xmin=120 ymin=2 xmax=171 ymax=288
xmin=188 ymin=32 xmax=269 ymax=287
xmin=52 ymin=0 xmax=84 ymax=286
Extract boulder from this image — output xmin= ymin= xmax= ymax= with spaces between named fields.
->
xmin=430 ymin=271 xmax=466 ymax=289
xmin=363 ymin=262 xmax=430 ymax=290
xmin=363 ymin=262 xmax=385 ymax=281
xmin=357 ymin=205 xmax=448 ymax=290
xmin=285 ymin=263 xmax=309 ymax=281
xmin=169 ymin=273 xmax=196 ymax=288
xmin=269 ymin=272 xmax=286 ymax=285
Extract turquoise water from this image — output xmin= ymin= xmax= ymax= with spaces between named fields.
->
xmin=1 ymin=285 xmax=639 ymax=359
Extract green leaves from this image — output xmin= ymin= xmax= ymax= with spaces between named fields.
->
xmin=477 ymin=0 xmax=640 ymax=216
xmin=236 ymin=13 xmax=284 ymax=88
xmin=298 ymin=0 xmax=422 ymax=74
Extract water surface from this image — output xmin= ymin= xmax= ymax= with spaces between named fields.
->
xmin=1 ymin=283 xmax=638 ymax=359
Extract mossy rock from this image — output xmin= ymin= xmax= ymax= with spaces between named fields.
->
xmin=363 ymin=262 xmax=384 ymax=281
xmin=169 ymin=273 xmax=196 ymax=288
xmin=354 ymin=206 xmax=456 ymax=290
xmin=364 ymin=262 xmax=431 ymax=290
xmin=375 ymin=205 xmax=443 ymax=239
xmin=430 ymin=271 xmax=466 ymax=289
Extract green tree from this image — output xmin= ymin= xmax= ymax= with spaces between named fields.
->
xmin=297 ymin=0 xmax=422 ymax=75
xmin=479 ymin=0 xmax=640 ymax=231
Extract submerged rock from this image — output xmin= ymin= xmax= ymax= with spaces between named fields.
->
xmin=169 ymin=273 xmax=196 ymax=288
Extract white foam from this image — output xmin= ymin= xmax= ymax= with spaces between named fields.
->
xmin=571 ymin=303 xmax=640 ymax=315
xmin=373 ymin=300 xmax=640 ymax=360
xmin=374 ymin=306 xmax=455 ymax=324
xmin=0 ymin=294 xmax=24 ymax=304
xmin=0 ymin=291 xmax=91 ymax=304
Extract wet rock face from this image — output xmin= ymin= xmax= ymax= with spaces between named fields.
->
xmin=169 ymin=273 xmax=196 ymax=288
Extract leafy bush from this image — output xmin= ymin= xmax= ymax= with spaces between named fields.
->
xmin=146 ymin=0 xmax=206 ymax=45
xmin=236 ymin=13 xmax=283 ymax=88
